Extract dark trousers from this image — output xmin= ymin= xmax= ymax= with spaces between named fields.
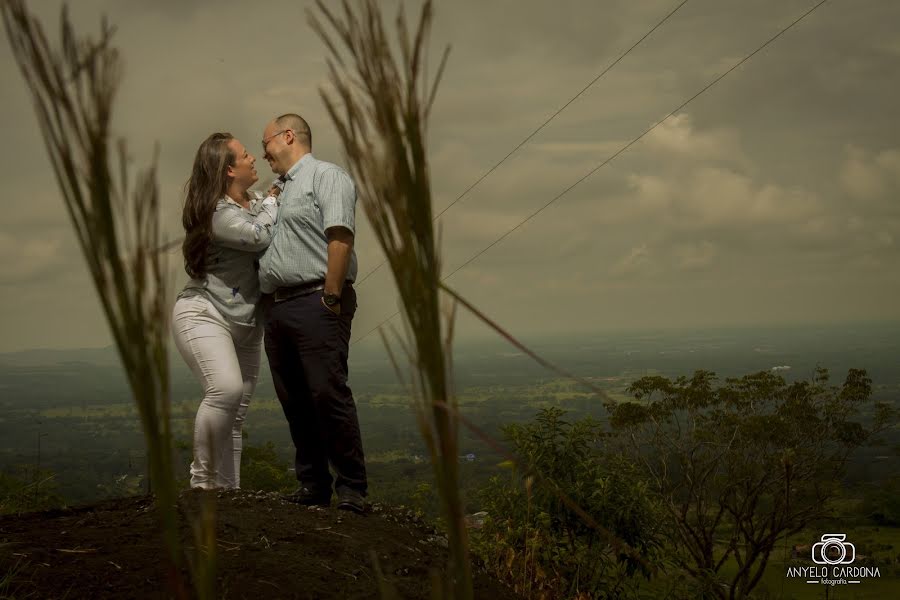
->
xmin=264 ymin=283 xmax=367 ymax=495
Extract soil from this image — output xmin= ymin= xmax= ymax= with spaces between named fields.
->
xmin=0 ymin=490 xmax=517 ymax=599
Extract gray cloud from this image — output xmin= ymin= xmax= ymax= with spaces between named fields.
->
xmin=1 ymin=0 xmax=898 ymax=352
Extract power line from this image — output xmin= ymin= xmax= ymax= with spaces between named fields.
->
xmin=354 ymin=311 xmax=402 ymax=348
xmin=350 ymin=0 xmax=830 ymax=346
xmin=352 ymin=0 xmax=691 ymax=287
xmin=156 ymin=1 xmax=689 ymax=270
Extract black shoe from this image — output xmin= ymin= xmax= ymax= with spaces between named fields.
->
xmin=336 ymin=488 xmax=366 ymax=514
xmin=283 ymin=486 xmax=332 ymax=506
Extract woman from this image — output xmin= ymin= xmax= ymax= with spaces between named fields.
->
xmin=172 ymin=132 xmax=279 ymax=490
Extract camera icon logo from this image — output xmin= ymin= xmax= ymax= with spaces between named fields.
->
xmin=812 ymin=533 xmax=855 ymax=565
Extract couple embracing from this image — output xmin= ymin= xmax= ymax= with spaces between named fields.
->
xmin=171 ymin=113 xmax=366 ymax=514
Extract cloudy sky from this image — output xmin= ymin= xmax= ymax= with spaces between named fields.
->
xmin=1 ymin=0 xmax=898 ymax=353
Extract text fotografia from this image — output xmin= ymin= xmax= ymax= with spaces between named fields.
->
xmin=786 ymin=534 xmax=882 ymax=586
xmin=786 ymin=566 xmax=881 ymax=585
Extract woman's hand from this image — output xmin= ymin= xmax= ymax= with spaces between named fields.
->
xmin=267 ymin=184 xmax=281 ymax=198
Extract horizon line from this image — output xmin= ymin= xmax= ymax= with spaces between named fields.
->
xmin=4 ymin=317 xmax=900 ymax=355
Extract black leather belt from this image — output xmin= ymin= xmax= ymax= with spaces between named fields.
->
xmin=273 ymin=281 xmax=325 ymax=303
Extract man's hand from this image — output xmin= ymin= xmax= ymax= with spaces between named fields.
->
xmin=321 ymin=295 xmax=341 ymax=315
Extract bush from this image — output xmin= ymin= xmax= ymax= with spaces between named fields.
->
xmin=0 ymin=466 xmax=64 ymax=515
xmin=472 ymin=408 xmax=663 ymax=599
xmin=240 ymin=441 xmax=295 ymax=492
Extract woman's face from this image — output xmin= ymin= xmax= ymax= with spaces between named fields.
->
xmin=226 ymin=138 xmax=259 ymax=188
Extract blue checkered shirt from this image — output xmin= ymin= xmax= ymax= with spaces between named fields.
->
xmin=258 ymin=153 xmax=358 ymax=294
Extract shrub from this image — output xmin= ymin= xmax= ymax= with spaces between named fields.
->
xmin=473 ymin=408 xmax=663 ymax=599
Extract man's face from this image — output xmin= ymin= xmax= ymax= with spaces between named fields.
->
xmin=226 ymin=138 xmax=259 ymax=188
xmin=261 ymin=122 xmax=289 ymax=175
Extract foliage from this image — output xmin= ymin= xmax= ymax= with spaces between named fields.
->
xmin=0 ymin=556 xmax=29 ymax=600
xmin=307 ymin=2 xmax=470 ymax=598
xmin=240 ymin=441 xmax=296 ymax=493
xmin=0 ymin=467 xmax=64 ymax=515
xmin=607 ymin=367 xmax=895 ymax=599
xmin=860 ymin=476 xmax=900 ymax=527
xmin=473 ymin=407 xmax=664 ymax=599
xmin=1 ymin=2 xmax=213 ymax=597
xmin=96 ymin=473 xmax=145 ymax=499
xmin=410 ymin=481 xmax=440 ymax=520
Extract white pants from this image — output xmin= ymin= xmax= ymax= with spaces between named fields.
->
xmin=171 ymin=295 xmax=262 ymax=489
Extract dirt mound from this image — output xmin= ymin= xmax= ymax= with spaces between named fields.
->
xmin=0 ymin=490 xmax=516 ymax=599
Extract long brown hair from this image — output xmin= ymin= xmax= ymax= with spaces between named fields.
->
xmin=182 ymin=132 xmax=235 ymax=279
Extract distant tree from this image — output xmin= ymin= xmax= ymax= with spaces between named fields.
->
xmin=860 ymin=476 xmax=900 ymax=527
xmin=607 ymin=368 xmax=894 ymax=599
xmin=473 ymin=408 xmax=664 ymax=599
xmin=240 ymin=442 xmax=295 ymax=493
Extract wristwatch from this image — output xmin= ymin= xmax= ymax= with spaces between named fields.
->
xmin=323 ymin=293 xmax=341 ymax=307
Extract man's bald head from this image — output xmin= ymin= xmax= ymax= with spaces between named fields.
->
xmin=262 ymin=113 xmax=313 ymax=175
xmin=275 ymin=113 xmax=312 ymax=149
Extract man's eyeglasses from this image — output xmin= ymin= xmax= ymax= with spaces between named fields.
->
xmin=261 ymin=129 xmax=290 ymax=152
xmin=262 ymin=128 xmax=309 ymax=154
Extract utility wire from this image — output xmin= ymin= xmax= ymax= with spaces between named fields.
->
xmin=352 ymin=0 xmax=691 ymax=287
xmin=155 ymin=1 xmax=689 ymax=271
xmin=351 ymin=0 xmax=830 ymax=346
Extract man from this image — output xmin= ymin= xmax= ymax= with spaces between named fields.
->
xmin=258 ymin=113 xmax=367 ymax=513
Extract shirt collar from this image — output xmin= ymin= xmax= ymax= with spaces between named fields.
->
xmin=281 ymin=152 xmax=314 ymax=182
xmin=222 ymin=194 xmax=257 ymax=208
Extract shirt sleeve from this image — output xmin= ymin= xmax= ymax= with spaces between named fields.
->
xmin=211 ymin=196 xmax=279 ymax=251
xmin=316 ymin=167 xmax=356 ymax=234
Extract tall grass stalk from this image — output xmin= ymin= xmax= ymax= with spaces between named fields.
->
xmin=1 ymin=2 xmax=213 ymax=596
xmin=307 ymin=1 xmax=470 ymax=597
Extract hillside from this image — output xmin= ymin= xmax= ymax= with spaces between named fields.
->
xmin=0 ymin=491 xmax=517 ymax=599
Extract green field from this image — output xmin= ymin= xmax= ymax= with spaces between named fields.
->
xmin=3 ymin=327 xmax=899 ymax=597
